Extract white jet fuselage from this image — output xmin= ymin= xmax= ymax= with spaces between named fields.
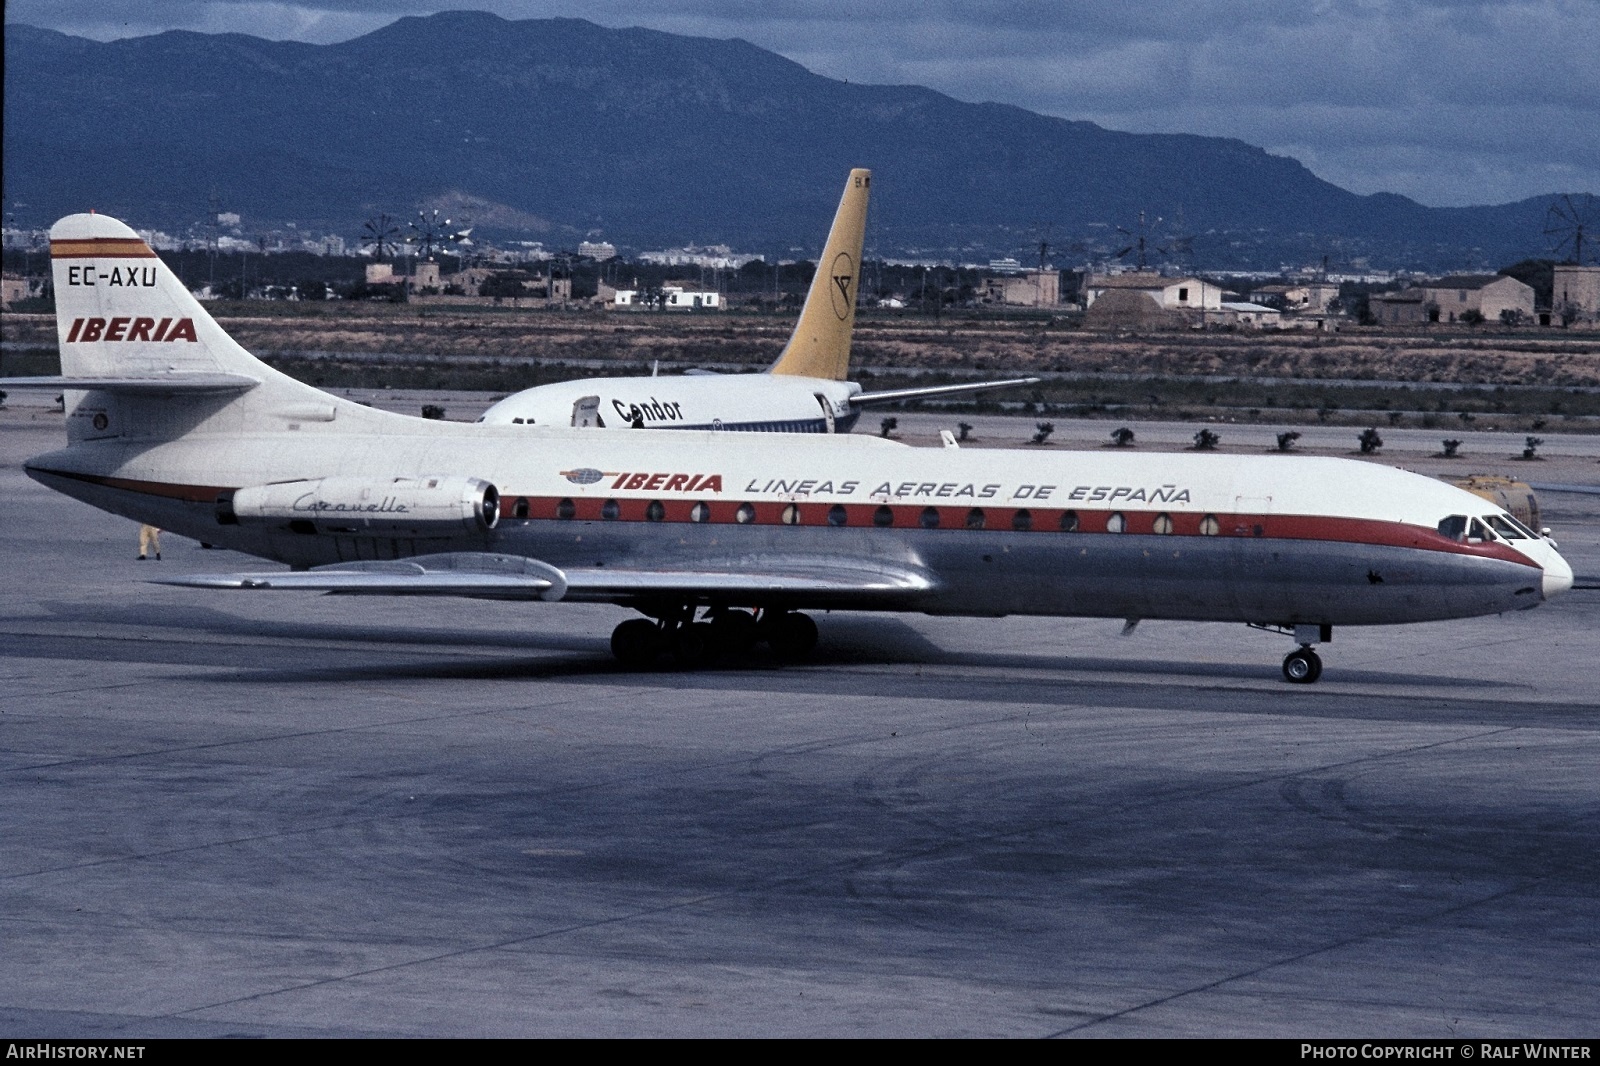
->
xmin=28 ymin=420 xmax=1571 ymax=626
xmin=8 ymin=209 xmax=1574 ymax=682
xmin=477 ymin=374 xmax=862 ymax=433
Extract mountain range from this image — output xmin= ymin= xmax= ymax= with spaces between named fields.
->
xmin=1 ymin=12 xmax=1580 ymax=271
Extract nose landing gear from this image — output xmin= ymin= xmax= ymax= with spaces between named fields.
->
xmin=1252 ymin=622 xmax=1331 ymax=684
xmin=1282 ymin=646 xmax=1323 ymax=684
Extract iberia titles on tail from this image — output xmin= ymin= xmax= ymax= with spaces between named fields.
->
xmin=475 ymin=168 xmax=1037 ymax=432
xmin=3 ymin=207 xmax=1573 ymax=683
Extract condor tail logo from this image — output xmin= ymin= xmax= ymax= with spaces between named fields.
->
xmin=65 ymin=317 xmax=198 ymax=343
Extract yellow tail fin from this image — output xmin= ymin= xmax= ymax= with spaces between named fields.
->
xmin=769 ymin=169 xmax=870 ymax=381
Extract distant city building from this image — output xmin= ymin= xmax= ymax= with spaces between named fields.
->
xmin=1369 ymin=288 xmax=1427 ymax=325
xmin=604 ymin=285 xmax=720 ymax=310
xmin=1 ymin=273 xmax=47 ymax=307
xmin=1249 ymin=282 xmax=1339 ymax=314
xmin=662 ymin=285 xmax=717 ymax=309
xmin=1552 ymin=264 xmax=1600 ymax=320
xmin=987 ymin=257 xmax=1025 ymax=274
xmin=412 ymin=261 xmax=442 ymax=290
xmin=448 ymin=267 xmax=496 ymax=293
xmin=1369 ymin=274 xmax=1534 ymax=325
xmin=1420 ymin=275 xmax=1534 ymax=323
xmin=638 ymin=245 xmax=759 ymax=269
xmin=984 ymin=270 xmax=1059 ymax=308
xmin=1212 ymin=302 xmax=1283 ymax=328
xmin=578 ymin=240 xmax=617 ymax=261
xmin=1083 ymin=273 xmax=1223 ymax=311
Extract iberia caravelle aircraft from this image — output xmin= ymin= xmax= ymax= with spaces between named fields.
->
xmin=476 ymin=169 xmax=1037 ymax=433
xmin=2 ymin=211 xmax=1574 ymax=684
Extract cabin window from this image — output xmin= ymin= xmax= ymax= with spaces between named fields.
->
xmin=690 ymin=502 xmax=710 ymax=523
xmin=827 ymin=504 xmax=848 ymax=527
xmin=1483 ymin=514 xmax=1525 ymax=540
xmin=782 ymin=503 xmax=801 ymax=526
xmin=920 ymin=507 xmax=940 ymax=529
xmin=513 ymin=497 xmax=529 ymax=519
xmin=966 ymin=508 xmax=985 ymax=530
xmin=1199 ymin=514 xmax=1220 ymax=536
xmin=1059 ymin=510 xmax=1079 ymax=532
xmin=1152 ymin=512 xmax=1173 ymax=534
xmin=1106 ymin=512 xmax=1126 ymax=534
xmin=646 ymin=501 xmax=665 ymax=522
xmin=556 ymin=498 xmax=576 ymax=520
xmin=873 ymin=505 xmax=894 ymax=527
xmin=1012 ymin=509 xmax=1032 ymax=532
xmin=735 ymin=503 xmax=756 ymax=524
xmin=601 ymin=499 xmax=620 ymax=521
xmin=1437 ymin=515 xmax=1467 ymax=540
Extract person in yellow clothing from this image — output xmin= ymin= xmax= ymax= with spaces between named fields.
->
xmin=138 ymin=524 xmax=162 ymax=560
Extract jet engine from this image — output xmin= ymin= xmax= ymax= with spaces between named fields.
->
xmin=218 ymin=476 xmax=499 ymax=536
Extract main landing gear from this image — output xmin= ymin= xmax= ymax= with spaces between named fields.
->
xmin=610 ymin=607 xmax=818 ymax=669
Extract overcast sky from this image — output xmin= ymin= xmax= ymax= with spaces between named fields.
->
xmin=9 ymin=0 xmax=1598 ymax=208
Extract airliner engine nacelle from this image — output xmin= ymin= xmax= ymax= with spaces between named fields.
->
xmin=219 ymin=476 xmax=500 ymax=536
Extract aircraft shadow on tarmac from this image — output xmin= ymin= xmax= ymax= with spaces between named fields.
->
xmin=26 ymin=597 xmax=1543 ymax=699
xmin=148 ymin=613 xmax=1515 ymax=696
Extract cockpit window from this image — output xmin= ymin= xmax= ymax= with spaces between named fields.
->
xmin=1503 ymin=514 xmax=1540 ymax=539
xmin=1437 ymin=515 xmax=1467 ymax=540
xmin=1483 ymin=514 xmax=1526 ymax=540
xmin=1468 ymin=518 xmax=1492 ymax=542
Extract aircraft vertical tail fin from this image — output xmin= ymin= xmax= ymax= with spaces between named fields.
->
xmin=769 ymin=169 xmax=870 ymax=381
xmin=39 ymin=213 xmax=375 ymax=441
xmin=49 ymin=213 xmax=272 ymax=382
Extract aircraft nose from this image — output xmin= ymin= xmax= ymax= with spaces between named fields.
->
xmin=1542 ymin=548 xmax=1574 ymax=600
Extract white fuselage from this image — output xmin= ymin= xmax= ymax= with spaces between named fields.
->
xmin=478 ymin=374 xmax=863 ymax=433
xmin=26 ymin=418 xmax=1573 ymax=626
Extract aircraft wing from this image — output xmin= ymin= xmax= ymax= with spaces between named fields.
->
xmin=850 ymin=377 xmax=1039 ymax=406
xmin=0 ymin=374 xmax=261 ymax=394
xmin=154 ymin=551 xmax=937 ymax=607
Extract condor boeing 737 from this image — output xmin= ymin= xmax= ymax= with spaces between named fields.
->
xmin=476 ymin=169 xmax=1037 ymax=433
xmin=2 ymin=211 xmax=1572 ymax=683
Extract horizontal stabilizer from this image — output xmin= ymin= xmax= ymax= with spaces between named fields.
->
xmin=851 ymin=376 xmax=1040 ymax=406
xmin=0 ymin=374 xmax=261 ymax=395
xmin=156 ymin=552 xmax=936 ymax=606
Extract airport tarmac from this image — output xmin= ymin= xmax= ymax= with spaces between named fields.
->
xmin=2 ymin=402 xmax=1597 ymax=1038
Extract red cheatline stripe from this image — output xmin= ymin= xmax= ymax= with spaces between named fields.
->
xmin=33 ymin=469 xmax=1540 ymax=570
xmin=50 ymin=238 xmax=157 ymax=259
xmin=34 ymin=468 xmax=228 ymax=504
